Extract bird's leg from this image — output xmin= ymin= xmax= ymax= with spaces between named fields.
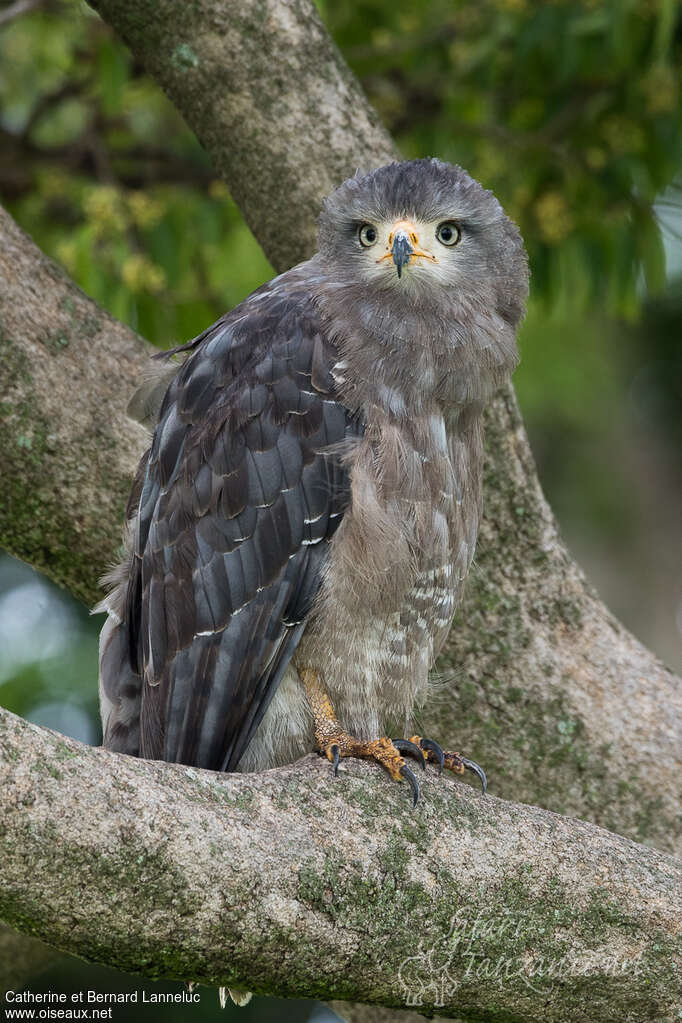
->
xmin=401 ymin=734 xmax=487 ymax=794
xmin=300 ymin=667 xmax=422 ymax=806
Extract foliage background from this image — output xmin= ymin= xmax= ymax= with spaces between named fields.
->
xmin=1 ymin=0 xmax=681 ymax=1019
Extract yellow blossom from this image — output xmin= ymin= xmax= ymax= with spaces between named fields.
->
xmin=585 ymin=147 xmax=607 ymax=170
xmin=128 ymin=191 xmax=164 ymax=229
xmin=534 ymin=191 xmax=574 ymax=244
xmin=55 ymin=240 xmax=78 ymax=272
xmin=84 ymin=186 xmax=127 ymax=236
xmin=209 ymin=179 xmax=230 ymax=200
xmin=640 ymin=65 xmax=678 ymax=115
xmin=601 ymin=116 xmax=645 ymax=155
xmin=121 ymin=254 xmax=166 ymax=294
xmin=40 ymin=169 xmax=71 ymax=199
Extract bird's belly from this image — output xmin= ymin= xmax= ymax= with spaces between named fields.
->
xmin=241 ymin=415 xmax=481 ymax=769
xmin=294 ymin=559 xmax=458 ymax=741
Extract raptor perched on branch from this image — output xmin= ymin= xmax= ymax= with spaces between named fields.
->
xmin=98 ymin=158 xmax=528 ymax=806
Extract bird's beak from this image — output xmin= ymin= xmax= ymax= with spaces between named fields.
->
xmin=391 ymin=229 xmax=414 ymax=279
xmin=378 ymin=219 xmax=437 ymax=278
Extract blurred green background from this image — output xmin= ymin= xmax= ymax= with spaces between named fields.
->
xmin=1 ymin=0 xmax=681 ymax=1019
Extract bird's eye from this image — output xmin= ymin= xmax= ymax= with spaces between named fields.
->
xmin=436 ymin=222 xmax=461 ymax=246
xmin=358 ymin=223 xmax=378 ymax=247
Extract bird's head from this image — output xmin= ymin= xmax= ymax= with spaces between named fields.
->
xmin=316 ymin=159 xmax=528 ymax=407
xmin=317 ymin=158 xmax=527 ymax=328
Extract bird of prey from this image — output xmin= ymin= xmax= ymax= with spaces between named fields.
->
xmin=98 ymin=158 xmax=528 ymax=807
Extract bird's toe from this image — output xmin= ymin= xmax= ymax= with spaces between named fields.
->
xmin=318 ymin=733 xmax=421 ymax=806
xmin=392 ymin=738 xmax=427 ymax=771
xmin=408 ymin=735 xmax=487 ymax=794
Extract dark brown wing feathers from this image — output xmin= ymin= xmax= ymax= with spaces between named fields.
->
xmin=116 ymin=279 xmax=358 ymax=771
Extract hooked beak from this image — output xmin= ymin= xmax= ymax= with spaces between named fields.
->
xmin=377 ymin=219 xmax=437 ymax=278
xmin=391 ymin=230 xmax=414 ymax=279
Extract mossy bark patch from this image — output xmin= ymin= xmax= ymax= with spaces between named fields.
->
xmin=1 ymin=711 xmax=680 ymax=1019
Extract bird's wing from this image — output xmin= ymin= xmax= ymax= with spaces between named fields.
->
xmin=126 ymin=278 xmax=357 ymax=771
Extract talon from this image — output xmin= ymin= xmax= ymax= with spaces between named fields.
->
xmin=400 ymin=763 xmax=420 ymax=807
xmin=461 ymin=757 xmax=487 ymax=794
xmin=302 ymin=670 xmax=425 ymax=806
xmin=419 ymin=737 xmax=444 ymax=775
xmin=392 ymin=738 xmax=426 ymax=771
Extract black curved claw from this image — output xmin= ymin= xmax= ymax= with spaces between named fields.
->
xmin=461 ymin=757 xmax=487 ymax=795
xmin=419 ymin=737 xmax=445 ymax=775
xmin=400 ymin=764 xmax=420 ymax=807
xmin=392 ymin=739 xmax=426 ymax=771
xmin=330 ymin=744 xmax=340 ymax=777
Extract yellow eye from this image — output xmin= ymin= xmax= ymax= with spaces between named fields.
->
xmin=358 ymin=223 xmax=378 ymax=247
xmin=436 ymin=222 xmax=461 ymax=246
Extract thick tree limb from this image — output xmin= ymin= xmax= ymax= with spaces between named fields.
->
xmin=0 ymin=204 xmax=149 ymax=604
xmin=1 ymin=709 xmax=680 ymax=1021
xmin=0 ymin=0 xmax=45 ymax=27
xmin=85 ymin=0 xmax=397 ymax=273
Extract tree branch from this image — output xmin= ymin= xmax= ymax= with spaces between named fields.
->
xmin=1 ymin=708 xmax=680 ymax=1021
xmin=0 ymin=126 xmax=215 ymax=201
xmin=0 ymin=204 xmax=149 ymax=604
xmin=84 ymin=0 xmax=398 ymax=273
xmin=0 ymin=0 xmax=46 ymax=27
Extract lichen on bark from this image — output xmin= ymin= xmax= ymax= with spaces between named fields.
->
xmin=0 ymin=207 xmax=149 ymax=603
xmin=1 ymin=711 xmax=680 ymax=1020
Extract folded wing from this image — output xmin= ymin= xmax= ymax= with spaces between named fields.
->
xmin=117 ymin=284 xmax=356 ymax=771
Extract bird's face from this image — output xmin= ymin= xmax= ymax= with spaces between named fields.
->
xmin=353 ymin=215 xmax=464 ymax=286
xmin=318 ymin=159 xmax=528 ymax=321
xmin=316 ymin=160 xmax=527 ymax=397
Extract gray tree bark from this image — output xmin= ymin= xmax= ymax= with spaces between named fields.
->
xmin=0 ymin=0 xmax=681 ymax=1018
xmin=0 ymin=206 xmax=150 ymax=605
xmin=1 ymin=711 xmax=680 ymax=1021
